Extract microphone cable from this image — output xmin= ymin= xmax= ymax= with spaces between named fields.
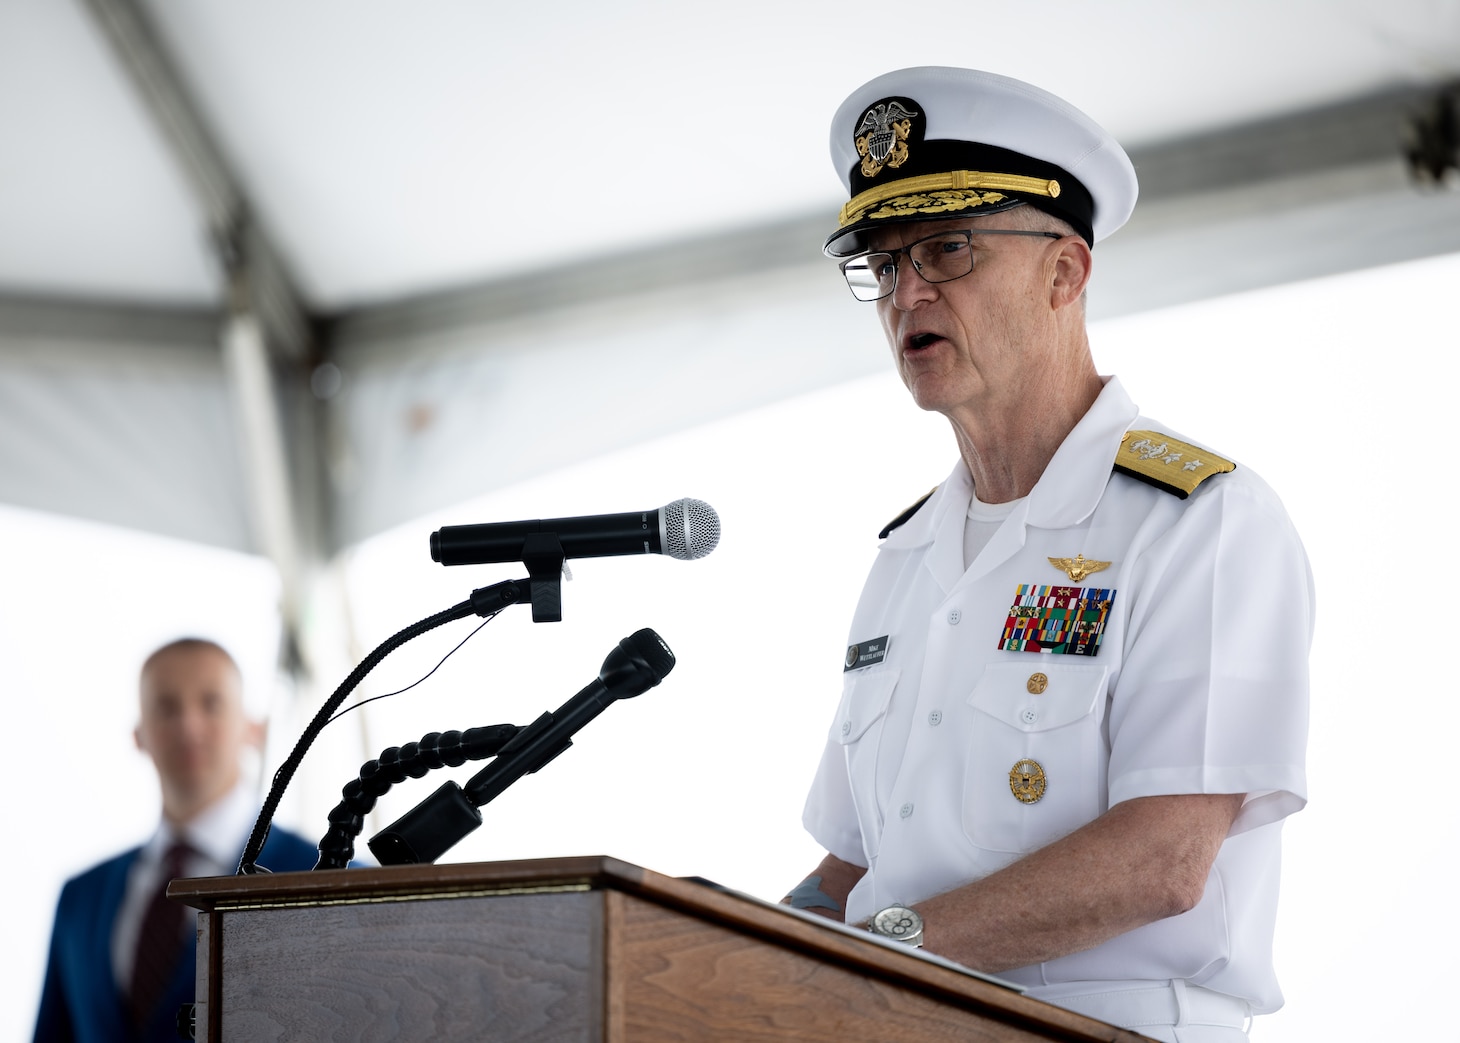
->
xmin=324 ymin=614 xmax=495 ymax=725
xmin=236 ymin=578 xmax=530 ymax=875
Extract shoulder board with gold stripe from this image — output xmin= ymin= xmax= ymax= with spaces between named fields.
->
xmin=1114 ymin=430 xmax=1235 ymax=499
xmin=879 ymin=487 xmax=936 ymax=538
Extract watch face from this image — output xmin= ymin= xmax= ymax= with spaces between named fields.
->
xmin=872 ymin=905 xmax=923 ymax=943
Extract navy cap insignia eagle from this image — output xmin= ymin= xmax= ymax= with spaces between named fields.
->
xmin=856 ymin=100 xmax=918 ymax=178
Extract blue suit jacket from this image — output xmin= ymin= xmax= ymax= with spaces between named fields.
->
xmin=34 ymin=827 xmax=319 ymax=1043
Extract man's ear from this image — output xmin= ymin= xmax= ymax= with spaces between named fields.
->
xmin=133 ymin=723 xmax=146 ymax=754
xmin=244 ymin=717 xmax=266 ymax=751
xmin=1050 ymin=236 xmax=1093 ymax=309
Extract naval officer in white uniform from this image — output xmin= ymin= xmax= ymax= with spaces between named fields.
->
xmin=787 ymin=67 xmax=1313 ymax=1043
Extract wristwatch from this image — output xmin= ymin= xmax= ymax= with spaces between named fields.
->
xmin=868 ymin=904 xmax=924 ymax=947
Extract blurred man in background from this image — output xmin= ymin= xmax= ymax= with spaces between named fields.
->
xmin=35 ymin=638 xmax=317 ymax=1042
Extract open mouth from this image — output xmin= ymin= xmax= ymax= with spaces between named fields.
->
xmin=907 ymin=332 xmax=941 ymax=351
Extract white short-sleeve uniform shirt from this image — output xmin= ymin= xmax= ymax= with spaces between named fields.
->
xmin=802 ymin=377 xmax=1313 ymax=1013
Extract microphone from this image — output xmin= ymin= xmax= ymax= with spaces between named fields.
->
xmin=368 ymin=628 xmax=676 ymax=866
xmin=430 ymin=499 xmax=720 ymax=565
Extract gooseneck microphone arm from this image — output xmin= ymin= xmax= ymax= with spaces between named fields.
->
xmin=236 ymin=578 xmax=533 ymax=875
xmin=367 ymin=628 xmax=676 ymax=867
xmin=314 ymin=724 xmax=523 ymax=870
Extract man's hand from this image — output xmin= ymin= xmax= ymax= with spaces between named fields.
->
xmin=781 ymin=853 xmax=867 ymax=921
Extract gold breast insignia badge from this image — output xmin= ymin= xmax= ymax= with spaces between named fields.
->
xmin=1009 ymin=759 xmax=1047 ymax=805
xmin=1048 ymin=553 xmax=1111 ymax=583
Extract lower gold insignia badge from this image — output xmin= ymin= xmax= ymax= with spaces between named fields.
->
xmin=1009 ymin=759 xmax=1047 ymax=804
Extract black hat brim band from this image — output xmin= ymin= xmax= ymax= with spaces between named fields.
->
xmin=828 ymin=139 xmax=1096 ymax=254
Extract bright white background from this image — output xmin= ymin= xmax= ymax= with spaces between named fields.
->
xmin=5 ymin=250 xmax=1459 ymax=1041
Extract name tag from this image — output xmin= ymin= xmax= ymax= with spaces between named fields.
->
xmin=845 ymin=635 xmax=890 ymax=671
xmin=998 ymin=584 xmax=1116 ymax=656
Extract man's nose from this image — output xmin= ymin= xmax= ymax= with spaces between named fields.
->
xmin=888 ymin=257 xmax=936 ymax=309
xmin=178 ymin=706 xmax=210 ymax=740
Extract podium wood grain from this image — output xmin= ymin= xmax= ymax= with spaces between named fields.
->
xmin=173 ymin=856 xmax=1152 ymax=1042
xmin=615 ymin=891 xmax=1081 ymax=1042
xmin=217 ymin=892 xmax=601 ymax=1040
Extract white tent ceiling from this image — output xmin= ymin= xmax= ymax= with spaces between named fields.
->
xmin=1 ymin=0 xmax=1458 ymax=597
xmin=3 ymin=0 xmax=1458 ymax=307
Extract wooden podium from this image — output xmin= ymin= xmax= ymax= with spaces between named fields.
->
xmin=171 ymin=855 xmax=1151 ymax=1041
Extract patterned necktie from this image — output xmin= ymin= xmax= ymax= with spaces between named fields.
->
xmin=128 ymin=841 xmax=193 ymax=1029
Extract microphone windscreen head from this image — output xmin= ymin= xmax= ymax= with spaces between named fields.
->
xmin=626 ymin=628 xmax=675 ymax=681
xmin=601 ymin=627 xmax=676 ymax=697
xmin=661 ymin=498 xmax=720 ymax=560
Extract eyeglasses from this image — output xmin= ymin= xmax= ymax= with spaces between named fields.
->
xmin=837 ymin=228 xmax=1064 ymax=302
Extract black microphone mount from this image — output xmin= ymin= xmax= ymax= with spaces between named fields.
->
xmin=238 ymin=502 xmax=706 ymax=874
xmin=367 ymin=628 xmax=676 ymax=866
xmin=238 ymin=576 xmax=536 ymax=875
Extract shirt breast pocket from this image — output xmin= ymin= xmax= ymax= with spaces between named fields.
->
xmin=962 ymin=662 xmax=1108 ymax=856
xmin=831 ymin=668 xmax=899 ymax=859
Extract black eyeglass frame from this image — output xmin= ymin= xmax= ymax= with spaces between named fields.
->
xmin=837 ymin=228 xmax=1065 ymax=302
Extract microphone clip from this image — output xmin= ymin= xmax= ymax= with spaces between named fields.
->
xmin=520 ymin=532 xmax=566 ymax=623
xmin=463 ymin=538 xmax=565 ymax=623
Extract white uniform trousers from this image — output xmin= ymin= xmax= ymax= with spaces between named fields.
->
xmin=1028 ymin=979 xmax=1252 ymax=1042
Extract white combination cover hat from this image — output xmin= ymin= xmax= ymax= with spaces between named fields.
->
xmin=825 ymin=66 xmax=1139 ymax=255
